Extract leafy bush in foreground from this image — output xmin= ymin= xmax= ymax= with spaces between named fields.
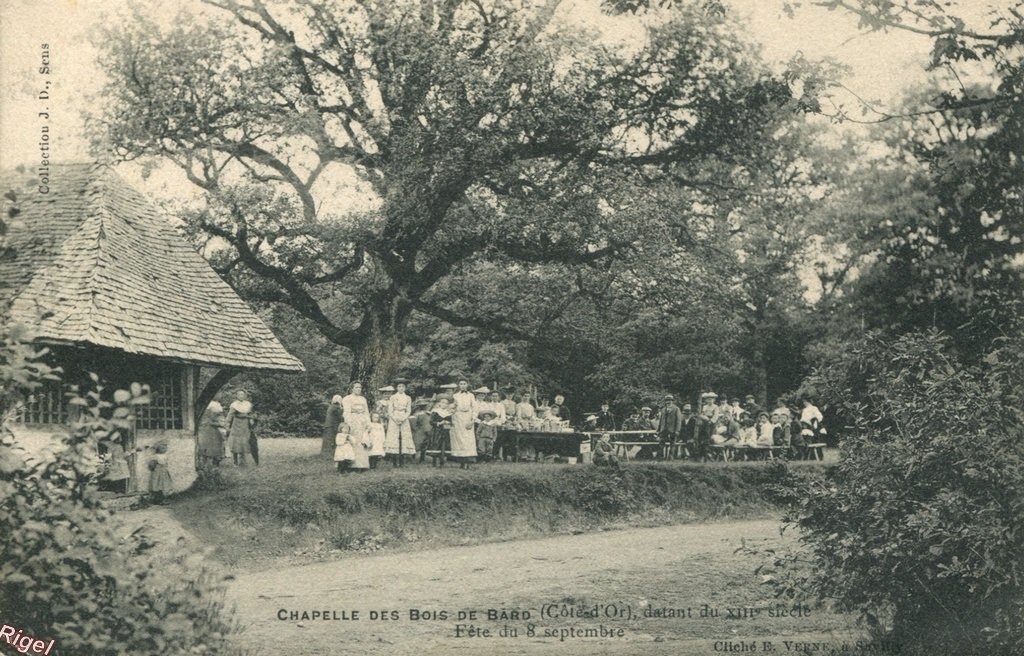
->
xmin=0 ymin=319 xmax=242 ymax=655
xmin=775 ymin=329 xmax=1024 ymax=655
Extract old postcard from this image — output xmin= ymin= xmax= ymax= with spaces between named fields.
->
xmin=2 ymin=1 xmax=1021 ymax=655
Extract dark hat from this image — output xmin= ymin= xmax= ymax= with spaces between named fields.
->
xmin=745 ymin=394 xmax=755 ymax=400
xmin=730 ymin=398 xmax=740 ymax=403
xmin=393 ymin=377 xmax=409 ymax=385
xmin=682 ymin=403 xmax=693 ymax=411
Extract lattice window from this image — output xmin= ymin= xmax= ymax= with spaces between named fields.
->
xmin=135 ymin=374 xmax=183 ymax=430
xmin=17 ymin=371 xmax=184 ymax=431
xmin=19 ymin=380 xmax=70 ymax=425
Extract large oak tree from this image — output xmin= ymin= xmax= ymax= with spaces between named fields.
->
xmin=91 ymin=0 xmax=811 ymax=388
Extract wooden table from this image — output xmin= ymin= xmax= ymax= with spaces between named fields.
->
xmin=496 ymin=429 xmax=588 ymax=462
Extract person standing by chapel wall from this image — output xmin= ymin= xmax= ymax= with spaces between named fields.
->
xmin=226 ymin=390 xmax=256 ymax=466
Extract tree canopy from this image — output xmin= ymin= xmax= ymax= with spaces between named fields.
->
xmin=91 ymin=0 xmax=817 ymax=390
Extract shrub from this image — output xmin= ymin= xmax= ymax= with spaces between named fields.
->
xmin=775 ymin=329 xmax=1024 ymax=655
xmin=0 ymin=319 xmax=242 ymax=656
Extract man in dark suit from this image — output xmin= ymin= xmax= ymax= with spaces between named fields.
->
xmin=680 ymin=403 xmax=699 ymax=460
xmin=657 ymin=394 xmax=682 ymax=460
xmin=552 ymin=394 xmax=572 ymax=427
xmin=595 ymin=401 xmax=617 ymax=431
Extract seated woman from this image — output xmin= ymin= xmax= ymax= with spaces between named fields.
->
xmin=739 ymin=415 xmax=759 ymax=448
xmin=98 ymin=432 xmax=131 ymax=493
xmin=755 ymin=413 xmax=775 ymax=458
xmin=711 ymin=418 xmax=737 ymax=446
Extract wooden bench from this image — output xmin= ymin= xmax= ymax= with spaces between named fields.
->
xmin=707 ymin=444 xmax=733 ymax=461
xmin=610 ymin=441 xmax=659 ymax=461
xmin=806 ymin=443 xmax=826 ymax=461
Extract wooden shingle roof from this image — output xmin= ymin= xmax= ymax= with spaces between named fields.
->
xmin=1 ymin=163 xmax=304 ymax=372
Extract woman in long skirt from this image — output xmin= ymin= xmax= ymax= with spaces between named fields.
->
xmin=450 ymin=381 xmax=478 ymax=469
xmin=323 ymin=395 xmax=344 ymax=457
xmin=197 ymin=400 xmax=227 ymax=475
xmin=341 ymin=382 xmax=370 ymax=453
xmin=384 ymin=382 xmax=416 ymax=464
xmin=226 ymin=390 xmax=255 ymax=466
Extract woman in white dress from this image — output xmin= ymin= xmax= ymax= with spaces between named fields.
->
xmin=342 ymin=382 xmax=370 ymax=448
xmin=384 ymin=381 xmax=416 ymax=463
xmin=450 ymin=380 xmax=478 ymax=468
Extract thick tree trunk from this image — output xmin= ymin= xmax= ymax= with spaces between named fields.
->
xmin=347 ymin=296 xmax=412 ymax=404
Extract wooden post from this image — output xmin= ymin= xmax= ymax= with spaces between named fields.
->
xmin=182 ymin=365 xmax=197 ymax=433
xmin=125 ymin=415 xmax=139 ymax=493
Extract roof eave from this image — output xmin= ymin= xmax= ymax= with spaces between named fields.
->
xmin=32 ymin=337 xmax=306 ymax=373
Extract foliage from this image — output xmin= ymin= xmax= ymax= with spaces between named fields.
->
xmin=770 ymin=328 xmax=1024 ymax=655
xmin=795 ymin=0 xmax=1024 ymax=363
xmin=89 ymin=0 xmax=820 ymax=390
xmin=0 ymin=321 xmax=242 ymax=656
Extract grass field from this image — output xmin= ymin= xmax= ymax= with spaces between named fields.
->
xmin=165 ymin=437 xmax=828 ymax=571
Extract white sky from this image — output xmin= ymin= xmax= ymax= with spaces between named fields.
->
xmin=0 ymin=0 xmax=1006 ymax=176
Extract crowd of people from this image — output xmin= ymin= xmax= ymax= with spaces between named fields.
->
xmin=185 ymin=379 xmax=827 ymax=477
xmin=196 ymin=389 xmax=261 ymax=471
xmin=321 ymin=378 xmax=828 ymax=471
xmin=591 ymin=392 xmax=828 ymax=467
xmin=325 ymin=378 xmax=552 ymax=471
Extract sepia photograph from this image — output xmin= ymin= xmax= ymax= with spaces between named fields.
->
xmin=1 ymin=0 xmax=1022 ymax=654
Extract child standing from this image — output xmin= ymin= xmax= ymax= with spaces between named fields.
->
xmin=334 ymin=421 xmax=355 ymax=473
xmin=368 ymin=413 xmax=386 ymax=469
xmin=147 ymin=443 xmax=173 ymax=504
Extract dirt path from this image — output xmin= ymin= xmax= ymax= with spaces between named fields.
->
xmin=225 ymin=520 xmax=860 ymax=656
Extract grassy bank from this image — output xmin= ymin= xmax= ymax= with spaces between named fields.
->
xmin=168 ymin=440 xmax=825 ymax=570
